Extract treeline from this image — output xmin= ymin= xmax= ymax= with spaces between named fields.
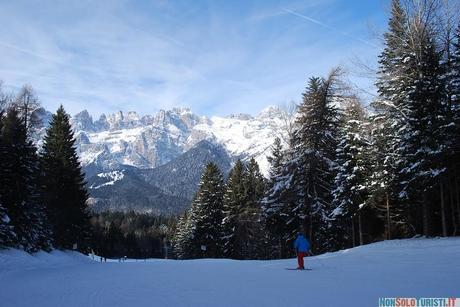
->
xmin=0 ymin=84 xmax=91 ymax=252
xmin=175 ymin=0 xmax=460 ymax=259
xmin=90 ymin=211 xmax=176 ymax=259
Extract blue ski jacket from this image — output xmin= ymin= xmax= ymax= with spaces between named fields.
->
xmin=294 ymin=234 xmax=310 ymax=252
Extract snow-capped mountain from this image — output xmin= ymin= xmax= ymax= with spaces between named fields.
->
xmin=71 ymin=106 xmax=288 ymax=176
xmin=65 ymin=105 xmax=290 ymax=213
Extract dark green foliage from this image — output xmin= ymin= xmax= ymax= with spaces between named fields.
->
xmin=174 ymin=162 xmax=225 ymax=259
xmin=262 ymin=138 xmax=297 ymax=259
xmin=0 ymin=108 xmax=51 ymax=251
xmin=331 ymin=100 xmax=372 ymax=248
xmin=40 ymin=105 xmax=91 ymax=251
xmin=90 ymin=211 xmax=176 ymax=259
xmin=222 ymin=160 xmax=247 ymax=259
xmin=0 ymin=110 xmax=16 ymax=248
xmin=293 ymin=70 xmax=343 ymax=252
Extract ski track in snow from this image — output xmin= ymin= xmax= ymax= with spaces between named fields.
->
xmin=0 ymin=238 xmax=459 ymax=307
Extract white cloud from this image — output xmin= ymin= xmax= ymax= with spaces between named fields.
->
xmin=0 ymin=0 xmax=383 ymax=117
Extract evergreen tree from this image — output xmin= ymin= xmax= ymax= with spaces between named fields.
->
xmin=266 ymin=137 xmax=284 ymax=183
xmin=187 ymin=162 xmax=225 ymax=258
xmin=0 ymin=112 xmax=16 ymax=247
xmin=372 ymin=0 xmax=412 ymax=238
xmin=222 ymin=160 xmax=247 ymax=259
xmin=173 ymin=211 xmax=193 ymax=259
xmin=241 ymin=158 xmax=266 ymax=258
xmin=292 ymin=69 xmax=343 ymax=252
xmin=0 ymin=108 xmax=51 ymax=252
xmin=367 ymin=103 xmax=408 ymax=239
xmin=396 ymin=9 xmax=447 ymax=236
xmin=331 ymin=100 xmax=370 ymax=247
xmin=40 ymin=105 xmax=91 ymax=251
xmin=440 ymin=22 xmax=460 ymax=236
xmin=0 ymin=204 xmax=15 ymax=248
xmin=262 ymin=138 xmax=298 ymax=258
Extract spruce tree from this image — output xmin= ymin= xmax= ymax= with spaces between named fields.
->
xmin=372 ymin=0 xmax=412 ymax=238
xmin=242 ymin=158 xmax=265 ymax=258
xmin=222 ymin=160 xmax=247 ymax=259
xmin=173 ymin=212 xmax=193 ymax=259
xmin=40 ymin=105 xmax=91 ymax=251
xmin=331 ymin=100 xmax=370 ymax=247
xmin=396 ymin=10 xmax=447 ymax=236
xmin=293 ymin=69 xmax=343 ymax=252
xmin=262 ymin=138 xmax=298 ymax=258
xmin=266 ymin=137 xmax=284 ymax=183
xmin=0 ymin=112 xmax=16 ymax=247
xmin=0 ymin=108 xmax=51 ymax=252
xmin=187 ymin=162 xmax=225 ymax=258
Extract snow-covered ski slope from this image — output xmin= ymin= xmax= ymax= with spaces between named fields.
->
xmin=1 ymin=238 xmax=459 ymax=307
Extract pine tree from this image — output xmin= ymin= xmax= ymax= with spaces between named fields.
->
xmin=0 ymin=204 xmax=15 ymax=248
xmin=442 ymin=22 xmax=460 ymax=236
xmin=262 ymin=138 xmax=298 ymax=258
xmin=331 ymin=99 xmax=370 ymax=247
xmin=173 ymin=211 xmax=193 ymax=259
xmin=188 ymin=162 xmax=225 ymax=258
xmin=40 ymin=105 xmax=91 ymax=251
xmin=0 ymin=108 xmax=51 ymax=252
xmin=267 ymin=137 xmax=284 ymax=183
xmin=0 ymin=112 xmax=16 ymax=247
xmin=396 ymin=9 xmax=447 ymax=236
xmin=222 ymin=160 xmax=247 ymax=259
xmin=293 ymin=69 xmax=343 ymax=252
xmin=242 ymin=158 xmax=265 ymax=258
xmin=372 ymin=0 xmax=412 ymax=238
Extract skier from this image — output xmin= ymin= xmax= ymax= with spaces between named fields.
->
xmin=293 ymin=232 xmax=310 ymax=270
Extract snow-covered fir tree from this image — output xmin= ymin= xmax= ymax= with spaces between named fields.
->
xmin=396 ymin=6 xmax=447 ymax=236
xmin=266 ymin=137 xmax=284 ymax=183
xmin=262 ymin=137 xmax=300 ymax=258
xmin=221 ymin=158 xmax=265 ymax=259
xmin=241 ymin=158 xmax=266 ymax=258
xmin=173 ymin=211 xmax=193 ymax=259
xmin=222 ymin=160 xmax=247 ymax=259
xmin=262 ymin=137 xmax=286 ymax=258
xmin=0 ymin=108 xmax=51 ymax=252
xmin=331 ymin=99 xmax=370 ymax=248
xmin=0 ymin=204 xmax=15 ymax=247
xmin=0 ymin=114 xmax=16 ymax=248
xmin=372 ymin=0 xmax=412 ymax=238
xmin=40 ymin=106 xmax=91 ymax=251
xmin=181 ymin=162 xmax=225 ymax=258
xmin=292 ymin=69 xmax=343 ymax=252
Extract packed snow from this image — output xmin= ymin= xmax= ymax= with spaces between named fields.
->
xmin=1 ymin=238 xmax=459 ymax=307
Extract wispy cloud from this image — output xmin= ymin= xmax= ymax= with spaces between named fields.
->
xmin=282 ymin=8 xmax=379 ymax=48
xmin=0 ymin=0 xmax=384 ymax=117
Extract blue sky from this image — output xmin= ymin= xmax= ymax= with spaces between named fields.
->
xmin=0 ymin=0 xmax=388 ymax=117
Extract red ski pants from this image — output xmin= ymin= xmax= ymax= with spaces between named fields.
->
xmin=297 ymin=252 xmax=306 ymax=269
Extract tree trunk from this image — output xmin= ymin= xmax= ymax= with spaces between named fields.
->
xmin=455 ymin=172 xmax=460 ymax=233
xmin=351 ymin=217 xmax=356 ymax=247
xmin=358 ymin=212 xmax=363 ymax=246
xmin=440 ymin=180 xmax=447 ymax=237
xmin=386 ymin=192 xmax=391 ymax=240
xmin=422 ymin=194 xmax=430 ymax=237
xmin=278 ymin=238 xmax=282 ymax=259
xmin=448 ymin=176 xmax=457 ymax=236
